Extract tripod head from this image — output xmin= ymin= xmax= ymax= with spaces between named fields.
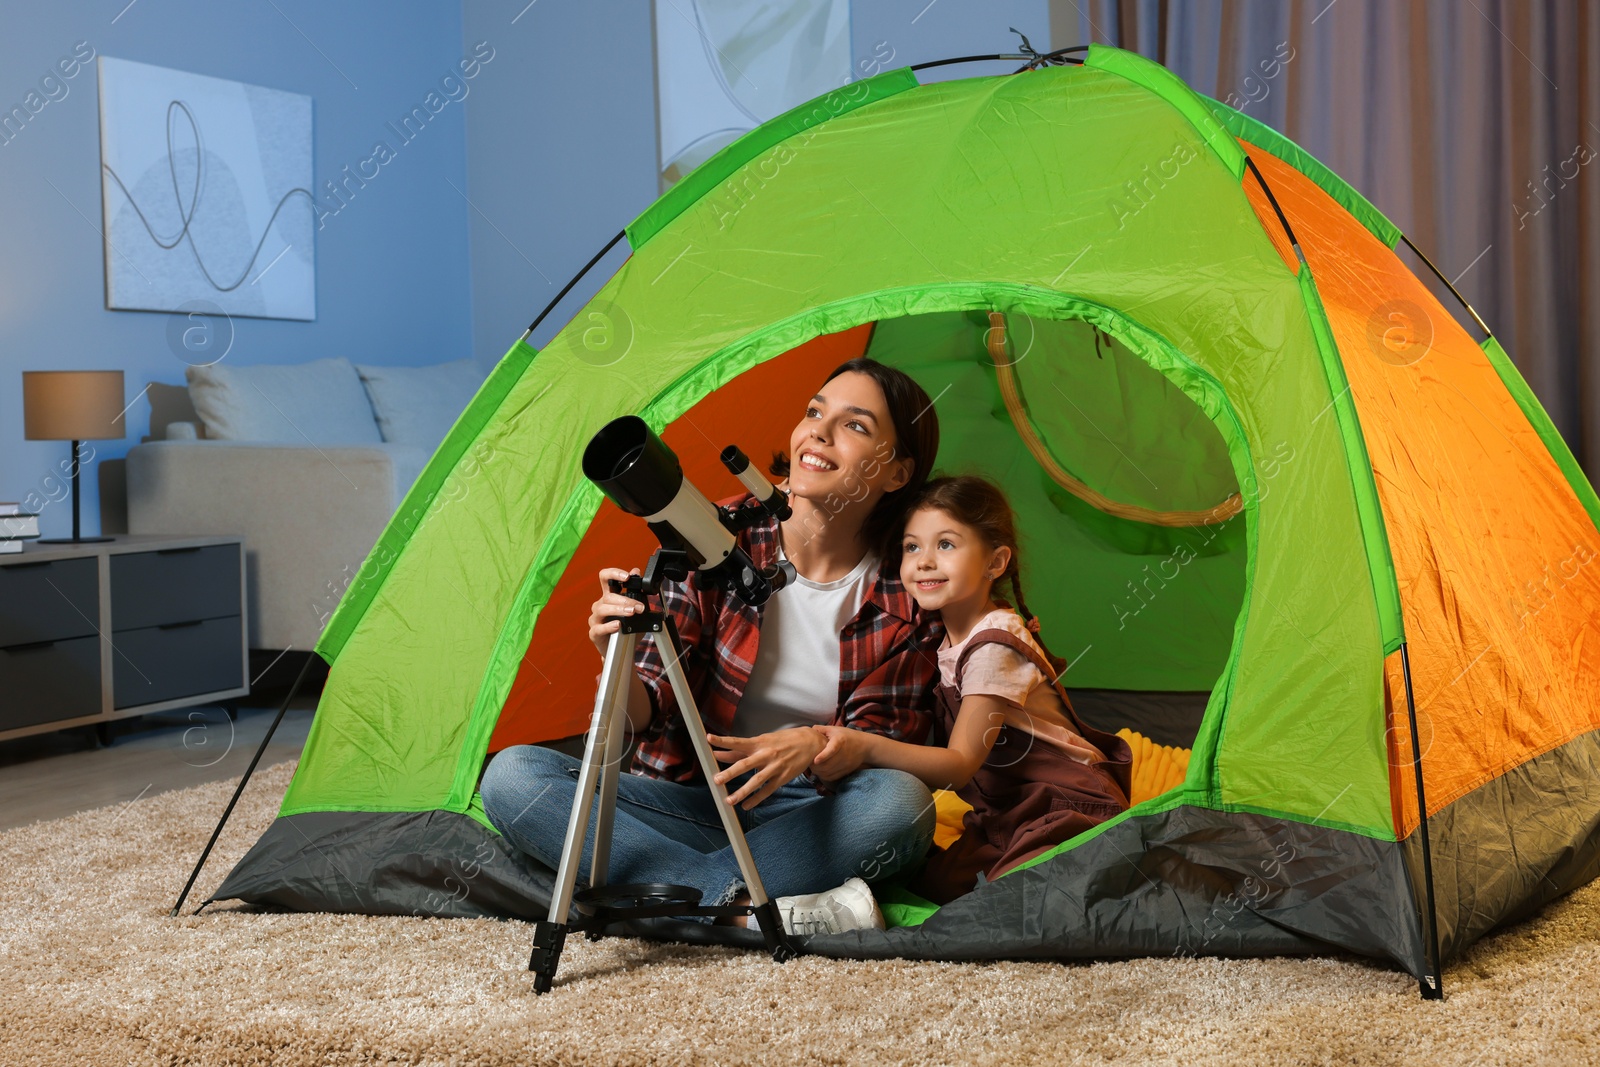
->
xmin=605 ymin=545 xmax=687 ymax=607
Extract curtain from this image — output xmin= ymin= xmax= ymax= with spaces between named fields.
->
xmin=1048 ymin=0 xmax=1600 ymax=474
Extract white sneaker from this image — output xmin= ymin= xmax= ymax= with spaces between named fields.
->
xmin=764 ymin=877 xmax=886 ymax=936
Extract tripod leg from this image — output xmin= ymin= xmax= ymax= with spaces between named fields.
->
xmin=532 ymin=629 xmax=637 ymax=993
xmin=657 ymin=619 xmax=795 ymax=960
xmin=584 ymin=676 xmax=629 ymax=940
xmin=589 ymin=669 xmax=629 ymax=886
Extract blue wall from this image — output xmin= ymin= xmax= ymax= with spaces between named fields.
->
xmin=0 ymin=0 xmax=474 ymax=538
xmin=463 ymin=0 xmax=658 ymax=363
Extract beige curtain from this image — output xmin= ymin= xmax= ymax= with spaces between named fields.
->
xmin=1048 ymin=0 xmax=1600 ymax=473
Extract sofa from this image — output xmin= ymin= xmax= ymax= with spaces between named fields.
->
xmin=126 ymin=356 xmax=486 ymax=652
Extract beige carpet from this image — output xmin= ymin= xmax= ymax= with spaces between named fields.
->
xmin=1 ymin=761 xmax=1596 ymax=1066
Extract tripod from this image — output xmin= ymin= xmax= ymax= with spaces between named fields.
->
xmin=528 ymin=547 xmax=796 ymax=993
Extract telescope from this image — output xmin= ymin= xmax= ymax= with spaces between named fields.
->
xmin=581 ymin=415 xmax=795 ymax=604
xmin=527 ymin=416 xmax=804 ymax=992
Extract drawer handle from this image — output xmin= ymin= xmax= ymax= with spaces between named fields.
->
xmin=4 ymin=639 xmax=58 ymax=652
xmin=4 ymin=560 xmax=52 ymax=570
xmin=158 ymin=619 xmax=206 ymax=630
xmin=156 ymin=546 xmax=204 ymax=555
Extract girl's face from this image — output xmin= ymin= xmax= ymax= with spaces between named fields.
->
xmin=899 ymin=507 xmax=1011 ymax=613
xmin=785 ymin=370 xmax=913 ymax=507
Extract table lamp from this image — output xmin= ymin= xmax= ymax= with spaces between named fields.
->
xmin=22 ymin=370 xmax=126 ymax=544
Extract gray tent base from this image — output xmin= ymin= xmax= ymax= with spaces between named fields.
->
xmin=1399 ymin=725 xmax=1600 ymax=963
xmin=207 ymin=804 xmax=1428 ymax=980
xmin=207 ymin=809 xmax=556 ymax=921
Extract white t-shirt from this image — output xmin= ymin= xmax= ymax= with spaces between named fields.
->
xmin=730 ymin=539 xmax=878 ymax=737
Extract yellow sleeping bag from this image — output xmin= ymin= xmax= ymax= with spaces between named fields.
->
xmin=930 ymin=729 xmax=1191 ymax=847
xmin=1115 ymin=727 xmax=1191 ymax=805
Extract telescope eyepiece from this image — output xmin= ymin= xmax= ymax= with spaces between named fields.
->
xmin=722 ymin=442 xmax=791 ymax=521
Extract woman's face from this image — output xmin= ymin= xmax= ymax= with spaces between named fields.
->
xmin=786 ymin=370 xmax=913 ymax=508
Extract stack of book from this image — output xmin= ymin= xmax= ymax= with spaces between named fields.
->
xmin=1 ymin=502 xmax=41 ymax=553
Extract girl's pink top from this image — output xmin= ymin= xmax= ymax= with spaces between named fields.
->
xmin=935 ymin=608 xmax=1107 ymax=765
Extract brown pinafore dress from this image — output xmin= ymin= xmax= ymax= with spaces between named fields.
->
xmin=907 ymin=624 xmax=1134 ymax=906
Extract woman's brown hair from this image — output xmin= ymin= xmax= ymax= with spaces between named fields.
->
xmin=770 ymin=356 xmax=940 ymax=560
xmin=904 ymin=474 xmax=1069 ymax=676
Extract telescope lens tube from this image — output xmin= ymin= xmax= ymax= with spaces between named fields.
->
xmin=582 ymin=416 xmax=682 ymax=516
xmin=650 ymin=483 xmax=736 ymax=569
xmin=583 ymin=415 xmax=737 ymax=570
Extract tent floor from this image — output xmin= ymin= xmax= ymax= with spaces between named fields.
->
xmin=1066 ymin=688 xmax=1208 ymax=749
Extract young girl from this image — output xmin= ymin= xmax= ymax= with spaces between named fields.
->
xmin=811 ymin=474 xmax=1133 ymax=905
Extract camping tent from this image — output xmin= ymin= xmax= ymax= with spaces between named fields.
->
xmin=205 ymin=45 xmax=1600 ymax=996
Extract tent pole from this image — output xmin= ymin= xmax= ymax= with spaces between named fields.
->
xmin=170 ymin=652 xmax=321 ymax=917
xmin=525 ymin=228 xmax=628 ymax=338
xmin=1399 ymin=642 xmax=1444 ymax=999
xmin=1243 ymin=156 xmax=1305 ymax=266
xmin=911 ymin=44 xmax=1088 ymax=73
xmin=911 ymin=53 xmax=1020 ymax=70
xmin=1398 ymin=234 xmax=1491 ymax=339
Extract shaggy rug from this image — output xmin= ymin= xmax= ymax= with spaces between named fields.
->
xmin=1 ymin=761 xmax=1596 ymax=1066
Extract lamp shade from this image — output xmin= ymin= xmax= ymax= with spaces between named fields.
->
xmin=22 ymin=370 xmax=127 ymax=441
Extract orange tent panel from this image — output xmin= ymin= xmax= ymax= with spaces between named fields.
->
xmin=1242 ymin=141 xmax=1600 ymax=836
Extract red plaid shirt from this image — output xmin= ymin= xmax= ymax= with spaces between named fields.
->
xmin=629 ymin=492 xmax=944 ymax=794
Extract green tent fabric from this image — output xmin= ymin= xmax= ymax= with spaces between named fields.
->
xmin=205 ymin=46 xmax=1600 ymax=993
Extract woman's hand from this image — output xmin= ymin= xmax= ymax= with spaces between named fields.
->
xmin=811 ymin=724 xmax=873 ymax=782
xmin=588 ymin=566 xmax=644 ymax=657
xmin=705 ymin=728 xmax=825 ymax=810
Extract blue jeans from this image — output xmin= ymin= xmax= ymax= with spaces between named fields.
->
xmin=479 ymin=744 xmax=936 ymax=923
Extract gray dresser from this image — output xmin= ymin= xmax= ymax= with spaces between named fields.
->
xmin=0 ymin=535 xmax=248 ymax=742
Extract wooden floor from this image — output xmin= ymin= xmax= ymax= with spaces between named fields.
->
xmin=0 ymin=697 xmax=318 ymax=832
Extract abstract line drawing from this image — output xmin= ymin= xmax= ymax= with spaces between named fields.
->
xmin=98 ymin=56 xmax=315 ymax=320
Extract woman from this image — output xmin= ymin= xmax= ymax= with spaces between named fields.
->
xmin=480 ymin=356 xmax=945 ymax=935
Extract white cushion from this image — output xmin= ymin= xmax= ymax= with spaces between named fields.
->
xmin=355 ymin=360 xmax=484 ymax=450
xmin=186 ymin=356 xmax=382 ymax=445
